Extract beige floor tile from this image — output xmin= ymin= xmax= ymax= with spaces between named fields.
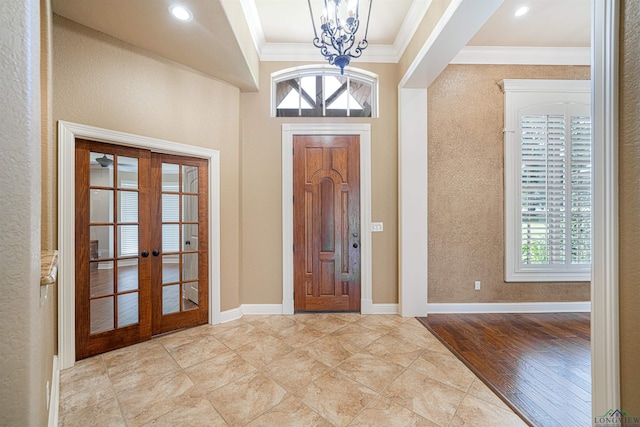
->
xmin=426 ymin=339 xmax=455 ymax=356
xmin=213 ymin=323 xmax=269 ymax=350
xmin=59 ymin=356 xmax=106 ymax=385
xmin=59 ymin=370 xmax=115 ymax=417
xmin=102 ymin=340 xmax=164 ymax=369
xmin=107 ymin=345 xmax=180 ymax=392
xmin=247 ymin=396 xmax=332 ymax=427
xmin=384 ymin=369 xmax=466 ymax=426
xmin=236 ymin=334 xmax=294 ymax=368
xmin=301 ymin=335 xmax=354 ymax=367
xmin=274 ymin=321 xmax=326 ymax=349
xmin=388 ymin=322 xmax=441 ymax=348
xmin=450 ymin=394 xmax=529 ymax=427
xmin=302 ymin=314 xmax=353 ymax=334
xmin=59 ymin=396 xmax=125 ymax=427
xmin=161 ymin=334 xmax=228 ymax=369
xmin=142 ymin=397 xmax=227 ymax=426
xmin=117 ymin=371 xmax=199 ymax=427
xmin=330 ymin=323 xmax=386 ymax=353
xmin=299 ymin=370 xmax=378 ymax=426
xmin=243 ymin=314 xmax=298 ymax=333
xmin=466 ymin=378 xmax=512 ymax=411
xmin=263 ymin=349 xmax=330 ymax=393
xmin=184 ymin=350 xmax=256 ymax=393
xmin=207 ymin=372 xmax=287 ymax=425
xmin=410 ymin=349 xmax=476 ymax=392
xmin=364 ymin=334 xmax=424 ymax=367
xmin=335 ymin=353 xmax=405 ymax=393
xmin=354 ymin=314 xmax=406 ymax=332
xmin=349 ymin=396 xmax=438 ymax=427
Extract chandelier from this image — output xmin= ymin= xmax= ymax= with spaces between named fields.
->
xmin=307 ymin=0 xmax=373 ymax=74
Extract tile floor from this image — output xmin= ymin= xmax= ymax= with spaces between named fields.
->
xmin=58 ymin=314 xmax=528 ymax=426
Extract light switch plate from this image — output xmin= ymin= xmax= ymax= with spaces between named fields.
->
xmin=371 ymin=222 xmax=384 ymax=232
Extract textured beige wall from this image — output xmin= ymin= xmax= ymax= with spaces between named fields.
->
xmin=52 ymin=15 xmax=242 ymax=310
xmin=239 ymin=61 xmax=399 ymax=304
xmin=0 ymin=0 xmax=52 ymax=425
xmin=427 ymin=64 xmax=591 ymax=303
xmin=619 ymin=0 xmax=640 ymax=415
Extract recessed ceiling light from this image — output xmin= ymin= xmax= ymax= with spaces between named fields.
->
xmin=169 ymin=4 xmax=193 ymax=22
xmin=514 ymin=6 xmax=530 ymax=17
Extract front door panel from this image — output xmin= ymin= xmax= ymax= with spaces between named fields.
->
xmin=293 ymin=135 xmax=360 ymax=311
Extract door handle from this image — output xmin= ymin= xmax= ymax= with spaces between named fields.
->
xmin=353 ymin=243 xmax=359 ymax=249
xmin=152 ymin=250 xmax=160 ymax=257
xmin=141 ymin=250 xmax=149 ymax=257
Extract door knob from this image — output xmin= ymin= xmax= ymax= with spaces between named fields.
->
xmin=141 ymin=250 xmax=149 ymax=257
xmin=353 ymin=243 xmax=359 ymax=248
xmin=152 ymin=250 xmax=160 ymax=256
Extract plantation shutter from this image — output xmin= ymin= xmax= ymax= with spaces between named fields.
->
xmin=570 ymin=116 xmax=592 ymax=264
xmin=519 ymin=113 xmax=591 ymax=266
xmin=520 ymin=115 xmax=566 ymax=265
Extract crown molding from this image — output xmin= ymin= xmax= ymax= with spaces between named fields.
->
xmin=241 ymin=0 xmax=429 ymax=63
xmin=451 ymin=46 xmax=591 ymax=65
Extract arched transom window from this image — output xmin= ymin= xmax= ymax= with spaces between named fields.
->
xmin=271 ymin=65 xmax=378 ymax=118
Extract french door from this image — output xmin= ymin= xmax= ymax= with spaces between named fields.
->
xmin=75 ymin=139 xmax=208 ymax=360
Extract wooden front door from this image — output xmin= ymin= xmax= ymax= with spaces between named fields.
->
xmin=75 ymin=140 xmax=208 ymax=360
xmin=293 ymin=135 xmax=360 ymax=311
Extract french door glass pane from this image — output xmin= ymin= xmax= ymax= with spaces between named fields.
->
xmin=182 ymin=282 xmax=199 ymax=310
xmin=90 ymin=226 xmax=114 ymax=259
xmin=90 ymin=261 xmax=113 ymax=297
xmin=162 ymin=163 xmax=179 ymax=191
xmin=162 ymin=194 xmax=179 ymax=222
xmin=90 ymin=153 xmax=114 ymax=186
xmin=162 ymin=285 xmax=180 ymax=315
xmin=118 ymin=225 xmax=138 ymax=257
xmin=90 ymin=190 xmax=113 ymax=223
xmin=117 ymin=259 xmax=138 ymax=292
xmin=117 ymin=191 xmax=138 ymax=223
xmin=117 ymin=157 xmax=138 ymax=189
xmin=182 ymin=195 xmax=198 ymax=222
xmin=182 ymin=165 xmax=198 ymax=192
xmin=117 ymin=293 xmax=139 ymax=327
xmin=162 ymin=224 xmax=180 ymax=252
xmin=183 ymin=253 xmax=198 ymax=282
xmin=183 ymin=224 xmax=198 ymax=250
xmin=90 ymin=297 xmax=114 ymax=334
xmin=162 ymin=254 xmax=180 ymax=284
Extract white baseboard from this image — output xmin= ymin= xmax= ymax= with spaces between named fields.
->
xmin=241 ymin=304 xmax=284 ymax=315
xmin=219 ymin=307 xmax=242 ymax=323
xmin=369 ymin=303 xmax=399 ymax=315
xmin=221 ymin=302 xmax=399 ymax=320
xmin=426 ymin=301 xmax=591 ymax=314
xmin=48 ymin=355 xmax=59 ymax=427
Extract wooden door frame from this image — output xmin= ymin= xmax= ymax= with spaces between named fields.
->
xmin=282 ymin=123 xmax=373 ymax=314
xmin=58 ymin=121 xmax=221 ymax=370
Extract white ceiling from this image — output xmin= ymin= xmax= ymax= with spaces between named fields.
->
xmin=51 ymin=0 xmax=590 ymax=91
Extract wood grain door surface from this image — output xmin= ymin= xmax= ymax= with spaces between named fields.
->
xmin=293 ymin=135 xmax=361 ymax=311
xmin=75 ymin=139 xmax=208 ymax=360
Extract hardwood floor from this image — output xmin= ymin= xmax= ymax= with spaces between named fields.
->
xmin=417 ymin=313 xmax=590 ymax=427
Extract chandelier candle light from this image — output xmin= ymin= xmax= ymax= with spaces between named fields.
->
xmin=307 ymin=0 xmax=373 ymax=74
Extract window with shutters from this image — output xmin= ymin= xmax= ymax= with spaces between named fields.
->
xmin=501 ymin=79 xmax=591 ymax=282
xmin=271 ymin=65 xmax=378 ymax=118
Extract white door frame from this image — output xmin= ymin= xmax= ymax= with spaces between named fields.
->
xmin=57 ymin=121 xmax=221 ymax=369
xmin=281 ymin=123 xmax=373 ymax=314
